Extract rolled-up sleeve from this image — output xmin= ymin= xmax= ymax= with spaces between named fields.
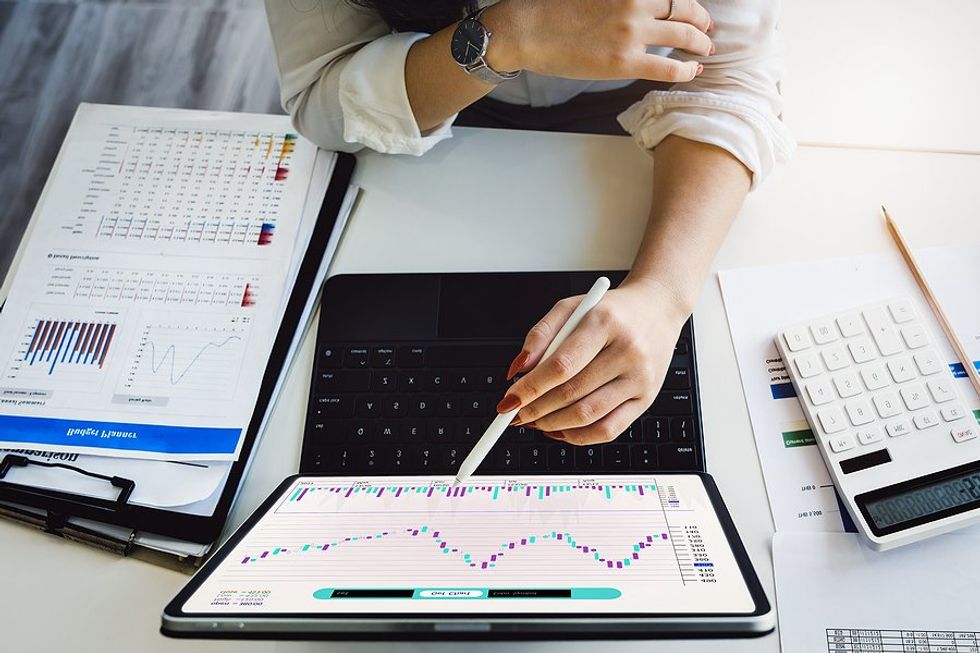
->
xmin=617 ymin=0 xmax=796 ymax=188
xmin=264 ymin=0 xmax=455 ymax=154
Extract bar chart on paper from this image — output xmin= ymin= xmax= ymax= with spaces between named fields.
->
xmin=182 ymin=475 xmax=756 ymax=615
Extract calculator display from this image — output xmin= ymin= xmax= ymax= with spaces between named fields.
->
xmin=858 ymin=465 xmax=980 ymax=533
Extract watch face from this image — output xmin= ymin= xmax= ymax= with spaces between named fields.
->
xmin=451 ymin=19 xmax=488 ymax=66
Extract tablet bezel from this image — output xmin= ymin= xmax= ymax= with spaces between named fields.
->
xmin=162 ymin=472 xmax=772 ymax=639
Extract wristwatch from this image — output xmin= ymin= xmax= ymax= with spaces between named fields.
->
xmin=450 ymin=7 xmax=521 ymax=85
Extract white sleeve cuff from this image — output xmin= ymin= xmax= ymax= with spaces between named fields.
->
xmin=339 ymin=32 xmax=456 ymax=156
xmin=617 ymin=90 xmax=796 ymax=190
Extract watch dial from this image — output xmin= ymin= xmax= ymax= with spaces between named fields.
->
xmin=451 ymin=19 xmax=487 ymax=66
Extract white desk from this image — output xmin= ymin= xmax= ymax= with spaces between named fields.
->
xmin=2 ymin=128 xmax=979 ymax=652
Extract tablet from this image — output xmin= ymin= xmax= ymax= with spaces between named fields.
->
xmin=162 ymin=473 xmax=772 ymax=639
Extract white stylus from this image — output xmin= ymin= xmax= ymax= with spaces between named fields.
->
xmin=452 ymin=276 xmax=612 ymax=486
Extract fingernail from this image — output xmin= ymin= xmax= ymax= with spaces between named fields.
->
xmin=506 ymin=350 xmax=530 ymax=381
xmin=497 ymin=394 xmax=521 ymax=414
xmin=543 ymin=431 xmax=565 ymax=441
xmin=695 ymin=63 xmax=704 ymax=75
xmin=709 ymin=42 xmax=716 ymax=55
xmin=525 ymin=421 xmax=538 ymax=430
xmin=708 ymin=18 xmax=714 ymax=32
xmin=510 ymin=414 xmax=523 ymax=426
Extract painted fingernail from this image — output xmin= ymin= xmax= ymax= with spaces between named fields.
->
xmin=695 ymin=63 xmax=704 ymax=75
xmin=506 ymin=350 xmax=530 ymax=381
xmin=510 ymin=414 xmax=524 ymax=426
xmin=497 ymin=394 xmax=521 ymax=413
xmin=543 ymin=431 xmax=565 ymax=441
xmin=524 ymin=421 xmax=538 ymax=430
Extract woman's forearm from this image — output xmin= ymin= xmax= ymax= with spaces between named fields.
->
xmin=625 ymin=135 xmax=752 ymax=314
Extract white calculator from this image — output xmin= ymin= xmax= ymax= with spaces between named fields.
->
xmin=776 ymin=297 xmax=979 ymax=550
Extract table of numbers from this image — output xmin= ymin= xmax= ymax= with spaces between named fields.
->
xmin=827 ymin=629 xmax=980 ymax=652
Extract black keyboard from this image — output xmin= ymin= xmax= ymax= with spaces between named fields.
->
xmin=301 ymin=321 xmax=704 ymax=475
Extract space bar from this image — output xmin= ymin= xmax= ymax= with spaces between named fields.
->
xmin=425 ymin=344 xmax=517 ymax=367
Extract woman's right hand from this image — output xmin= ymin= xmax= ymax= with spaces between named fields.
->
xmin=484 ymin=0 xmax=714 ymax=84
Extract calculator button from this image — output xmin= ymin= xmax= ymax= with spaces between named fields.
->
xmin=818 ymin=406 xmax=847 ymax=434
xmin=899 ymin=384 xmax=929 ymax=411
xmin=833 ymin=372 xmax=862 ymax=398
xmin=863 ymin=307 xmax=903 ymax=356
xmin=829 ymin=435 xmax=855 ymax=453
xmin=845 ymin=399 xmax=875 ymax=426
xmin=860 ymin=364 xmax=890 ymax=390
xmin=941 ymin=405 xmax=968 ymax=422
xmin=793 ymin=353 xmax=821 ymax=378
xmin=951 ymin=426 xmax=978 ymax=443
xmin=810 ymin=320 xmax=839 ymax=345
xmin=913 ymin=350 xmax=942 ymax=376
xmin=886 ymin=357 xmax=915 ymax=383
xmin=847 ymin=337 xmax=877 ymax=363
xmin=872 ymin=392 xmax=902 ymax=418
xmin=913 ymin=411 xmax=940 ymax=430
xmin=886 ymin=419 xmax=912 ymax=438
xmin=836 ymin=313 xmax=864 ymax=337
xmin=821 ymin=346 xmax=849 ymax=371
xmin=887 ymin=299 xmax=915 ymax=323
xmin=926 ymin=378 xmax=955 ymax=403
xmin=856 ymin=428 xmax=883 ymax=445
xmin=899 ymin=324 xmax=928 ymax=349
xmin=806 ymin=379 xmax=835 ymax=406
xmin=783 ymin=326 xmax=812 ymax=352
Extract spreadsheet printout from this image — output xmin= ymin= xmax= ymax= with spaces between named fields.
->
xmin=0 ymin=104 xmax=323 ymax=460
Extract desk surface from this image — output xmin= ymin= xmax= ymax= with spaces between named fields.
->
xmin=2 ymin=126 xmax=978 ymax=652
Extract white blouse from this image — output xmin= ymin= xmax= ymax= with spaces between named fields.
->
xmin=264 ymin=0 xmax=795 ymax=187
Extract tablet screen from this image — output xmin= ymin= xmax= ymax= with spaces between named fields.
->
xmin=181 ymin=475 xmax=755 ymax=616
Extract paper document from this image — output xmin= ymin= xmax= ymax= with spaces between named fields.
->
xmin=774 ymin=532 xmax=980 ymax=652
xmin=0 ymin=104 xmax=327 ymax=461
xmin=719 ymin=244 xmax=980 ymax=532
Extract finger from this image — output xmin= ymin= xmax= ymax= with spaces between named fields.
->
xmin=532 ymin=378 xmax=638 ymax=433
xmin=515 ymin=348 xmax=624 ymax=425
xmin=629 ymin=54 xmax=702 ymax=84
xmin=497 ymin=314 xmax=608 ymax=414
xmin=645 ymin=20 xmax=713 ymax=57
xmin=556 ymin=398 xmax=647 ymax=446
xmin=507 ymin=296 xmax=581 ymax=380
xmin=652 ymin=0 xmax=711 ymax=33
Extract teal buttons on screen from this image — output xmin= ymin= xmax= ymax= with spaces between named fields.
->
xmin=313 ymin=588 xmax=622 ymax=600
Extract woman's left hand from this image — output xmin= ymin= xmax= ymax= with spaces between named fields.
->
xmin=497 ymin=278 xmax=691 ymax=445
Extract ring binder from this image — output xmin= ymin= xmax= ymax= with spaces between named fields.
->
xmin=0 ymin=453 xmax=136 ymax=507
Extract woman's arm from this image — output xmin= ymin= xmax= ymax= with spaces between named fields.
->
xmin=499 ymin=136 xmax=748 ymax=444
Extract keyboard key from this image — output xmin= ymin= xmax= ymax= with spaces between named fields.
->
xmin=670 ymin=417 xmax=696 ymax=441
xmin=396 ymin=346 xmax=425 ymax=368
xmin=603 ymin=444 xmax=630 ymax=469
xmin=900 ymin=324 xmax=927 ymax=349
xmin=436 ymin=397 xmax=459 ymax=416
xmin=463 ymin=395 xmax=490 ymax=416
xmin=319 ymin=446 xmax=353 ymax=471
xmin=618 ymin=421 xmax=642 ymax=443
xmin=371 ymin=347 xmax=395 ymax=367
xmin=411 ymin=396 xmax=435 ymax=416
xmin=886 ymin=357 xmax=915 ymax=383
xmin=451 ymin=372 xmax=475 ymax=390
xmin=817 ymin=406 xmax=847 ymax=434
xmin=663 ymin=367 xmax=691 ymax=389
xmin=322 ymin=346 xmax=342 ymax=368
xmin=415 ymin=447 xmax=436 ymax=470
xmin=345 ymin=347 xmax=370 ymax=368
xmin=863 ymin=307 xmax=903 ymax=356
xmin=441 ymin=446 xmax=462 ymax=471
xmin=887 ymin=299 xmax=915 ymax=323
xmin=347 ymin=422 xmax=373 ymax=439
xmin=477 ymin=371 xmax=505 ymax=391
xmin=659 ymin=444 xmax=696 ymax=469
xmin=927 ymin=378 xmax=955 ymax=403
xmin=460 ymin=420 xmax=486 ymax=439
xmin=674 ymin=339 xmax=690 ymax=355
xmin=356 ymin=397 xmax=381 ymax=417
xmin=833 ymin=372 xmax=862 ymax=398
xmin=899 ymin=384 xmax=929 ymax=411
xmin=846 ymin=336 xmax=877 ymax=364
xmin=315 ymin=396 xmax=353 ymax=418
xmin=821 ymin=346 xmax=849 ymax=371
xmin=806 ymin=378 xmax=835 ymax=406
xmin=575 ymin=446 xmax=601 ymax=470
xmin=371 ymin=371 xmax=397 ymax=392
xmin=941 ymin=405 xmax=968 ymax=422
xmin=398 ymin=372 xmax=423 ymax=392
xmin=860 ymin=364 xmax=890 ymax=390
xmin=390 ymin=447 xmax=408 ymax=471
xmin=317 ymin=370 xmax=370 ymax=392
xmin=400 ymin=422 xmax=425 ymax=440
xmin=829 ymin=435 xmax=855 ymax=453
xmin=913 ymin=411 xmax=940 ymax=430
xmin=357 ymin=446 xmax=388 ymax=472
xmin=856 ymin=427 xmax=883 ymax=445
xmin=783 ymin=326 xmax=812 ymax=352
xmin=810 ymin=320 xmax=839 ymax=344
xmin=428 ymin=422 xmax=455 ymax=440
xmin=913 ymin=350 xmax=943 ymax=376
xmin=630 ymin=445 xmax=658 ymax=469
xmin=426 ymin=344 xmax=514 ymax=368
xmin=952 ymin=425 xmax=978 ymax=443
xmin=872 ymin=392 xmax=902 ymax=418
xmin=794 ymin=353 xmax=821 ymax=378
xmin=547 ymin=444 xmax=574 ymax=470
xmin=836 ymin=313 xmax=864 ymax=337
xmin=376 ymin=423 xmax=398 ymax=439
xmin=642 ymin=417 xmax=669 ymax=442
xmin=845 ymin=399 xmax=874 ymax=426
xmin=650 ymin=392 xmax=693 ymax=415
xmin=384 ymin=396 xmax=408 ymax=417
xmin=425 ymin=371 xmax=448 ymax=390
xmin=521 ymin=445 xmax=546 ymax=470
xmin=494 ymin=445 xmax=519 ymax=470
xmin=886 ymin=419 xmax=912 ymax=438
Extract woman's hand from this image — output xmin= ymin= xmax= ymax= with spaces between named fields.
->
xmin=485 ymin=0 xmax=714 ymax=84
xmin=497 ymin=277 xmax=691 ymax=445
